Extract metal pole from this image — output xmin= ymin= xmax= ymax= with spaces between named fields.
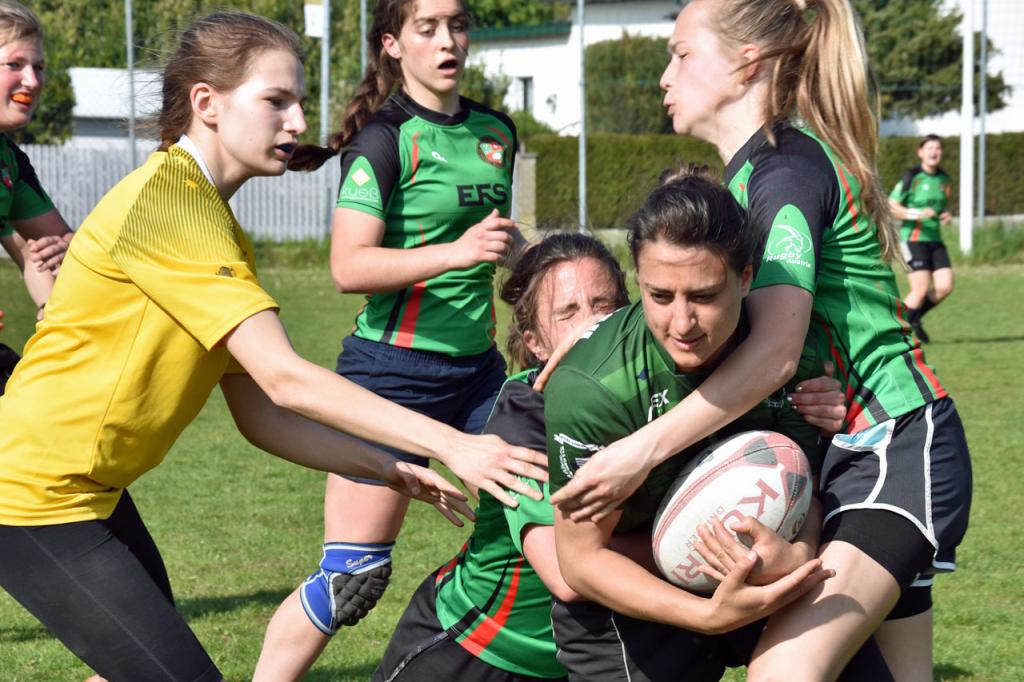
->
xmin=321 ymin=1 xmax=332 ymax=236
xmin=360 ymin=0 xmax=368 ymax=75
xmin=977 ymin=0 xmax=987 ymax=223
xmin=125 ymin=0 xmax=136 ymax=168
xmin=959 ymin=0 xmax=974 ymax=254
xmin=577 ymin=0 xmax=587 ymax=233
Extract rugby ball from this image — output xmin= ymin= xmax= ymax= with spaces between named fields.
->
xmin=652 ymin=430 xmax=812 ymax=594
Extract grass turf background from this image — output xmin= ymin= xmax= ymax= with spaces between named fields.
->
xmin=0 ymin=254 xmax=1020 ymax=681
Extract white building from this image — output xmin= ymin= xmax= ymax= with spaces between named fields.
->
xmin=67 ymin=67 xmax=160 ymax=148
xmin=470 ymin=0 xmax=678 ymax=135
xmin=470 ymin=0 xmax=1023 ymax=137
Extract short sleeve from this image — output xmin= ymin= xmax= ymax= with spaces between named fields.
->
xmin=10 ymin=143 xmax=55 ymax=222
xmin=748 ymin=157 xmax=833 ymax=294
xmin=889 ymin=179 xmax=907 ymax=202
xmin=336 ymin=121 xmax=401 ymax=219
xmin=544 ymin=367 xmax=634 ymax=494
xmin=110 ymin=185 xmax=278 ymax=351
xmin=503 ymin=479 xmax=554 ymax=555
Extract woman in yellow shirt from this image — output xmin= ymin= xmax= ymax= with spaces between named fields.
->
xmin=0 ymin=11 xmax=544 ymax=682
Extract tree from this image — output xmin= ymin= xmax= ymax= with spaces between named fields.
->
xmin=464 ymin=0 xmax=570 ymax=27
xmin=855 ymin=0 xmax=1008 ymax=119
xmin=584 ymin=32 xmax=671 ymax=135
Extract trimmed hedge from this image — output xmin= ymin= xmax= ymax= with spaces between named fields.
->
xmin=528 ymin=131 xmax=1024 ymax=230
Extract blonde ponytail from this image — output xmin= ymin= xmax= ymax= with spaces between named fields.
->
xmin=713 ymin=0 xmax=897 ymax=261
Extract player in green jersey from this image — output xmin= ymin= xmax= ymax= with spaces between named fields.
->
xmin=253 ymin=2 xmax=544 ymax=679
xmin=376 ymin=224 xmax=847 ymax=681
xmin=0 ymin=1 xmax=73 ymax=385
xmin=888 ymin=134 xmax=954 ymax=342
xmin=545 ymin=167 xmax=896 ymax=681
xmin=547 ymin=2 xmax=972 ymax=680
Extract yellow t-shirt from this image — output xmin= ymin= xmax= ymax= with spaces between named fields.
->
xmin=0 ymin=146 xmax=278 ymax=525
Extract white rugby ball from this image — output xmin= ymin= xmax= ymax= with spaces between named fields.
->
xmin=652 ymin=430 xmax=812 ymax=594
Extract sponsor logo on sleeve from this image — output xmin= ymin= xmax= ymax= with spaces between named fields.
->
xmin=216 ymin=266 xmax=236 ymax=278
xmin=553 ymin=432 xmax=602 ymax=479
xmin=764 ymin=205 xmax=813 ymax=270
xmin=340 ymin=160 xmax=382 ymax=206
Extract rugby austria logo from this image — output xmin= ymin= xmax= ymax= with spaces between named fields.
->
xmin=764 ymin=216 xmax=813 ymax=270
xmin=476 ymin=136 xmax=507 ymax=168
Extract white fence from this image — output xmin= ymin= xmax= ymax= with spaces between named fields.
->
xmin=25 ymin=144 xmax=339 ymax=241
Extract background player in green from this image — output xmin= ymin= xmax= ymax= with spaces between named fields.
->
xmin=548 ymin=1 xmax=972 ymax=680
xmin=0 ymin=0 xmax=73 ymax=389
xmin=889 ymin=134 xmax=954 ymax=342
xmin=254 ymin=1 xmax=543 ymax=679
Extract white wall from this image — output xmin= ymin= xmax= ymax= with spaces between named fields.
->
xmin=471 ymin=1 xmax=677 ymax=134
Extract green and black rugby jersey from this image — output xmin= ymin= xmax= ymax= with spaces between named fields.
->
xmin=434 ymin=370 xmax=566 ymax=679
xmin=725 ymin=123 xmax=947 ymax=432
xmin=889 ymin=165 xmax=951 ymax=243
xmin=336 ymin=89 xmax=516 ymax=356
xmin=0 ymin=134 xmax=56 ymax=237
xmin=545 ymin=302 xmax=824 ymax=534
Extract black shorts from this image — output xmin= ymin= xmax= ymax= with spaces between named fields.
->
xmin=900 ymin=241 xmax=951 ymax=272
xmin=820 ymin=397 xmax=972 ymax=589
xmin=373 ymin=573 xmax=565 ymax=682
xmin=550 ymin=597 xmax=760 ymax=682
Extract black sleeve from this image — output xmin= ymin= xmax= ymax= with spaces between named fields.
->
xmin=337 ymin=118 xmax=402 ymax=211
xmin=747 ymin=141 xmax=839 ymax=283
xmin=482 ymin=377 xmax=546 ymax=452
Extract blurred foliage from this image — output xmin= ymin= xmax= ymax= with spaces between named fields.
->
xmin=585 ymin=33 xmax=671 ymax=134
xmin=532 ymin=132 xmax=1024 ymax=231
xmin=855 ymin=0 xmax=1009 ymax=119
xmin=465 ymin=0 xmax=570 ymax=27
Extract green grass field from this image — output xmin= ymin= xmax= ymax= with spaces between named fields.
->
xmin=0 ymin=256 xmax=1021 ymax=681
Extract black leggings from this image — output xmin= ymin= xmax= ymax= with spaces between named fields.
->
xmin=0 ymin=492 xmax=222 ymax=682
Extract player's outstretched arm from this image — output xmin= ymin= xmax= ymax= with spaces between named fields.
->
xmin=221 ymin=372 xmax=474 ymax=526
xmin=331 ymin=207 xmax=517 ymax=294
xmin=223 ymin=310 xmax=546 ymax=506
xmin=551 ymin=285 xmax=814 ymax=522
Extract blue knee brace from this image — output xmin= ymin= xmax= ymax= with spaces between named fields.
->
xmin=299 ymin=542 xmax=395 ymax=635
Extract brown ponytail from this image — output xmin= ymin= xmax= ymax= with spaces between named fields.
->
xmin=710 ymin=0 xmax=897 ymax=261
xmin=288 ymin=0 xmax=416 ymax=172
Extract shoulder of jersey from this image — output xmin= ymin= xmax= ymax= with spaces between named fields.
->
xmin=462 ymin=97 xmax=517 ymax=134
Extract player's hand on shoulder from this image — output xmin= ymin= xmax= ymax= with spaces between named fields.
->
xmin=384 ymin=461 xmax=476 ymax=527
xmin=449 ymin=209 xmax=516 ymax=269
xmin=533 ymin=313 xmax=603 ymax=392
xmin=443 ymin=431 xmax=548 ymax=508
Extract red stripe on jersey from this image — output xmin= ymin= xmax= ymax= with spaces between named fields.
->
xmin=910 ymin=347 xmax=947 ymax=399
xmin=846 ymin=400 xmax=871 ymax=433
xmin=485 ymin=126 xmax=510 ymax=147
xmin=435 ymin=542 xmax=468 ymax=584
xmin=394 ymin=223 xmax=429 ymax=348
xmin=459 ymin=558 xmax=525 ymax=657
xmin=834 ymin=162 xmax=861 ymax=232
xmin=910 ymin=221 xmax=921 ymax=241
xmin=410 ymin=132 xmax=421 ymax=184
